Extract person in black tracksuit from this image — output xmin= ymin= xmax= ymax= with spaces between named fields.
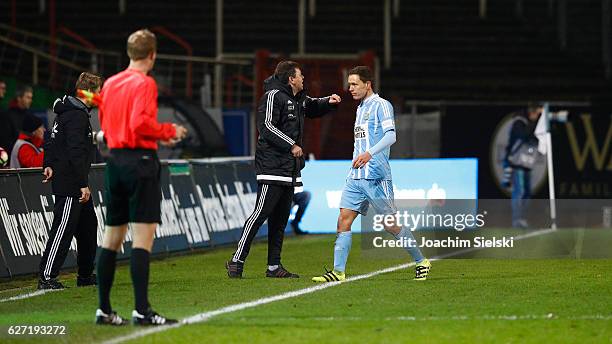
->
xmin=38 ymin=73 xmax=103 ymax=289
xmin=226 ymin=61 xmax=341 ymax=278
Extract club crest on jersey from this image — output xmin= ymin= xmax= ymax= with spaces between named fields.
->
xmin=363 ymin=112 xmax=370 ymax=120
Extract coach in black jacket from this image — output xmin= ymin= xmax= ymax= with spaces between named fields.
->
xmin=227 ymin=61 xmax=341 ymax=278
xmin=38 ymin=72 xmax=102 ymax=290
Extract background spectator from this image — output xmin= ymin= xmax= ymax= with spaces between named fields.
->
xmin=10 ymin=113 xmax=45 ymax=168
xmin=2 ymin=85 xmax=33 ymax=154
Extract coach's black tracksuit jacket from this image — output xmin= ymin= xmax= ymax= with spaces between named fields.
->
xmin=255 ymin=75 xmax=336 ymax=187
xmin=231 ymin=76 xmax=336 ymax=265
xmin=39 ymin=95 xmax=97 ymax=281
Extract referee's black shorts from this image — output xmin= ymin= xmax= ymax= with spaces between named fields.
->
xmin=104 ymin=148 xmax=162 ymax=225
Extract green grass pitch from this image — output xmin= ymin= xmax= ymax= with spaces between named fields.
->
xmin=0 ymin=232 xmax=611 ymax=343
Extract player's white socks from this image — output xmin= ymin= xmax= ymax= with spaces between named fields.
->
xmin=394 ymin=227 xmax=425 ymax=263
xmin=333 ymin=232 xmax=352 ymax=272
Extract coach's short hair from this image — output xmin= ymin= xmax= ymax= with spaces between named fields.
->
xmin=348 ymin=66 xmax=374 ymax=87
xmin=527 ymin=102 xmax=543 ymax=113
xmin=75 ymin=72 xmax=102 ymax=92
xmin=274 ymin=60 xmax=301 ymax=85
xmin=127 ymin=29 xmax=157 ymax=61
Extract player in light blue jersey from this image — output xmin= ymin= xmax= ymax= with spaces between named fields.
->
xmin=313 ymin=66 xmax=431 ymax=282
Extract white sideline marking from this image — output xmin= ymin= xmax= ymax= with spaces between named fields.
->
xmin=0 ymin=286 xmax=34 ymax=294
xmin=0 ymin=289 xmax=59 ymax=303
xmin=233 ymin=314 xmax=612 ymax=322
xmin=104 ymin=228 xmax=557 ymax=344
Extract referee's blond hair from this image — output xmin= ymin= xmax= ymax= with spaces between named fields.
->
xmin=127 ymin=29 xmax=156 ymax=61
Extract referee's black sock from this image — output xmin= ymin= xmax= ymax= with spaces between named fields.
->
xmin=96 ymin=248 xmax=117 ymax=314
xmin=130 ymin=248 xmax=150 ymax=314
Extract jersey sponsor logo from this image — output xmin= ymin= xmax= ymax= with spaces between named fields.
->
xmin=287 ymin=113 xmax=296 ymax=119
xmin=354 ymin=125 xmax=367 ymax=139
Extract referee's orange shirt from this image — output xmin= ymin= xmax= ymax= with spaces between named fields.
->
xmin=99 ymin=69 xmax=176 ymax=150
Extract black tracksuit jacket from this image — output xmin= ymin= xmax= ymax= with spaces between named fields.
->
xmin=43 ymin=96 xmax=95 ymax=196
xmin=255 ymin=75 xmax=336 ymax=187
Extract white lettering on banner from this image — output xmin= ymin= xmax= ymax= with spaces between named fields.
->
xmin=196 ymin=184 xmax=229 ymax=233
xmin=93 ymin=191 xmax=106 ymax=246
xmin=37 ymin=195 xmax=78 ymax=252
xmin=39 ymin=195 xmax=54 ymax=233
xmin=169 ymin=184 xmax=210 ymax=244
xmin=235 ymin=182 xmax=257 ymax=220
xmin=215 ymin=184 xmax=245 ymax=229
xmin=18 ymin=211 xmax=49 ymax=256
xmin=159 ymin=195 xmax=182 ymax=238
xmin=192 ymin=206 xmax=210 ymax=242
xmin=0 ymin=198 xmax=25 ymax=256
xmin=184 ymin=207 xmax=210 ymax=243
xmin=1 ymin=197 xmax=78 ymax=257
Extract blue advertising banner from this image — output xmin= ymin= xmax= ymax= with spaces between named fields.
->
xmin=297 ymin=159 xmax=479 ymax=233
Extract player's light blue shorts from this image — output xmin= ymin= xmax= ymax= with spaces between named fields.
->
xmin=339 ymin=178 xmax=397 ymax=215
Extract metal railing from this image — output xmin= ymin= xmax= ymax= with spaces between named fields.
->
xmin=0 ymin=24 xmax=255 ymax=108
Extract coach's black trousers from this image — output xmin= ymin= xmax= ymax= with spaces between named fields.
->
xmin=232 ymin=183 xmax=293 ymax=265
xmin=39 ymin=197 xmax=97 ymax=281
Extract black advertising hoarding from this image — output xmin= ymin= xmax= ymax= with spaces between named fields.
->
xmin=214 ymin=161 xmax=264 ymax=239
xmin=441 ymin=105 xmax=516 ymax=198
xmin=0 ymin=170 xmax=25 ymax=277
xmin=0 ymin=158 xmax=257 ymax=278
xmin=442 ymin=104 xmax=612 ymax=199
xmin=232 ymin=160 xmax=268 ymax=238
xmin=190 ymin=161 xmax=239 ymax=245
xmin=0 ymin=170 xmax=76 ymax=276
xmin=549 ymin=105 xmax=612 ymax=199
xmin=91 ymin=164 xmax=191 ymax=259
xmin=88 ymin=165 xmax=107 ymax=249
xmin=167 ymin=161 xmax=211 ymax=249
xmin=151 ymin=162 xmax=191 ymax=255
xmin=17 ymin=170 xmax=78 ymax=274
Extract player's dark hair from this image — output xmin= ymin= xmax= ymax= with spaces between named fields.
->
xmin=15 ymin=85 xmax=33 ymax=98
xmin=348 ymin=66 xmax=374 ymax=87
xmin=75 ymin=72 xmax=103 ymax=93
xmin=127 ymin=29 xmax=157 ymax=61
xmin=275 ymin=61 xmax=301 ymax=85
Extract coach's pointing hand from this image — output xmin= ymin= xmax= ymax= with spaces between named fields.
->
xmin=328 ymin=94 xmax=341 ymax=104
xmin=291 ymin=144 xmax=303 ymax=158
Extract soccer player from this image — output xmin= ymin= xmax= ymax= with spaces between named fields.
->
xmin=95 ymin=29 xmax=187 ymax=326
xmin=312 ymin=66 xmax=431 ymax=283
